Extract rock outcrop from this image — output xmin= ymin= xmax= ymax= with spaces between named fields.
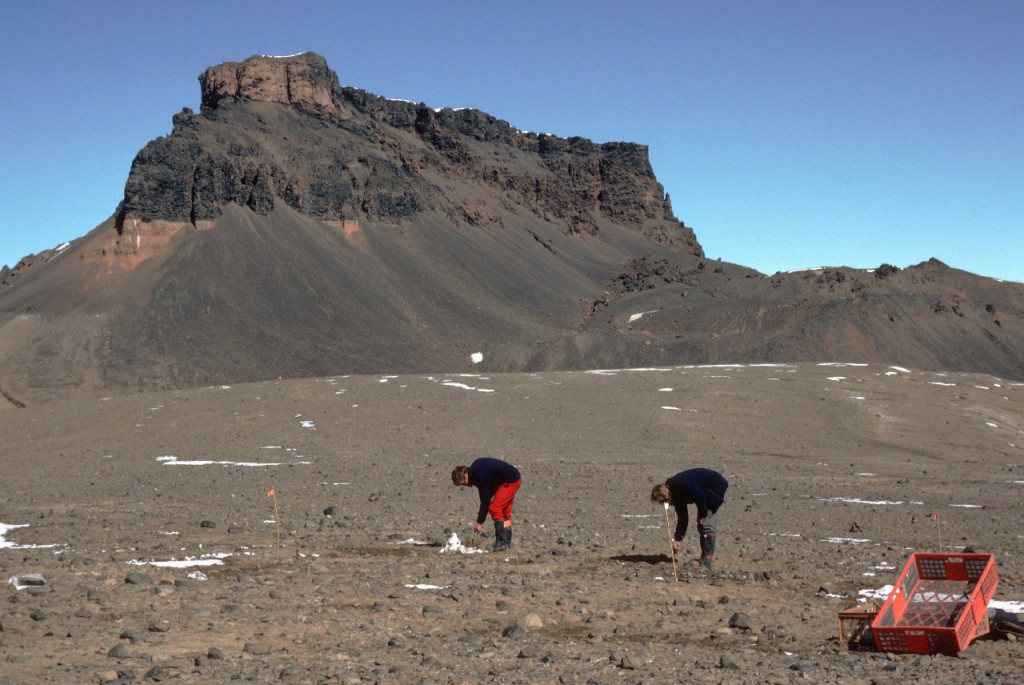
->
xmin=117 ymin=52 xmax=701 ymax=254
xmin=198 ymin=53 xmax=339 ymax=114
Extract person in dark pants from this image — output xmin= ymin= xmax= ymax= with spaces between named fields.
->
xmin=651 ymin=467 xmax=728 ymax=570
xmin=452 ymin=457 xmax=522 ymax=551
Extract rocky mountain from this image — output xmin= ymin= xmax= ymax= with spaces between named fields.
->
xmin=1 ymin=53 xmax=1022 ymax=407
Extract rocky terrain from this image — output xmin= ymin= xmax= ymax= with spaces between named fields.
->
xmin=2 ymin=53 xmax=1022 ymax=409
xmin=2 ymin=363 xmax=1022 ymax=683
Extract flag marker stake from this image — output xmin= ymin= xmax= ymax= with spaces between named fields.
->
xmin=663 ymin=502 xmax=678 ymax=583
xmin=268 ymin=488 xmax=281 ymax=561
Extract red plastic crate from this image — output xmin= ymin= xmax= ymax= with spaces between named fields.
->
xmin=871 ymin=552 xmax=998 ymax=654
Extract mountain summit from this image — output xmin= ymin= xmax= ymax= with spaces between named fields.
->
xmin=0 ymin=53 xmax=1021 ymax=406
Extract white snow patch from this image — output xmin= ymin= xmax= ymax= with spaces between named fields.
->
xmin=818 ymin=362 xmax=868 ymax=367
xmin=156 ymin=456 xmax=310 ymax=467
xmin=827 ymin=376 xmax=846 ymax=382
xmin=394 ymin=538 xmax=432 ymax=546
xmin=1 ymin=523 xmax=58 ymax=550
xmin=859 ymin=585 xmax=1024 ymax=614
xmin=949 ymin=504 xmax=983 ymax=509
xmin=439 ymin=533 xmax=485 ymax=555
xmin=127 ymin=553 xmax=230 ymax=568
xmin=442 ymin=380 xmax=495 ymax=393
xmin=929 ymin=381 xmax=956 ymax=387
xmin=471 ymin=352 xmax=483 ymax=364
xmin=658 ymin=388 xmax=673 ymax=392
xmin=405 ymin=584 xmax=449 ymax=590
xmin=824 ymin=537 xmax=872 ymax=544
xmin=819 ymin=497 xmax=923 ymax=506
xmin=628 ymin=310 xmax=658 ymax=323
xmin=661 ymin=406 xmax=682 ymax=411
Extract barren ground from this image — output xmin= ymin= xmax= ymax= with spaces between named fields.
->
xmin=1 ymin=363 xmax=1022 ymax=684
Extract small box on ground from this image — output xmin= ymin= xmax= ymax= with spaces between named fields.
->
xmin=872 ymin=552 xmax=998 ymax=655
xmin=838 ymin=602 xmax=880 ymax=650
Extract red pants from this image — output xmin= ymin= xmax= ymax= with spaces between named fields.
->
xmin=488 ymin=478 xmax=521 ymax=522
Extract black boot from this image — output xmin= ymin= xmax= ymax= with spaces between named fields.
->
xmin=699 ymin=533 xmax=716 ymax=570
xmin=491 ymin=520 xmax=510 ymax=551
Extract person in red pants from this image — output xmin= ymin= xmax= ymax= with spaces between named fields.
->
xmin=452 ymin=457 xmax=522 ymax=551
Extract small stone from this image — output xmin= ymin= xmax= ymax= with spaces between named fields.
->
xmin=523 ymin=612 xmax=543 ymax=629
xmin=207 ymin=646 xmax=224 ymax=659
xmin=199 ymin=520 xmax=216 ymax=528
xmin=124 ymin=572 xmax=152 ymax=586
xmin=720 ymin=654 xmax=741 ymax=669
xmin=502 ymin=625 xmax=526 ymax=639
xmin=243 ymin=641 xmax=272 ymax=655
xmin=728 ymin=612 xmax=752 ymax=630
xmin=107 ymin=643 xmax=129 ymax=658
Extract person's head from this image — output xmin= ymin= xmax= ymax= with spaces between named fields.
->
xmin=451 ymin=466 xmax=470 ymax=487
xmin=651 ymin=483 xmax=671 ymax=505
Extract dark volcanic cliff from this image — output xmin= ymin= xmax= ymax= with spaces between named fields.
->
xmin=0 ymin=53 xmax=1022 ymax=406
xmin=118 ymin=53 xmax=700 ymax=252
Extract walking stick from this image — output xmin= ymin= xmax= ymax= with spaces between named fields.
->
xmin=663 ymin=502 xmax=678 ymax=583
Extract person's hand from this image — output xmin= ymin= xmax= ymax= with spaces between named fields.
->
xmin=672 ymin=540 xmax=681 ymax=553
xmin=474 ymin=522 xmax=483 ymax=533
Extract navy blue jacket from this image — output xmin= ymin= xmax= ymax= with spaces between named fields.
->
xmin=468 ymin=457 xmax=521 ymax=524
xmin=666 ymin=468 xmax=728 ymax=541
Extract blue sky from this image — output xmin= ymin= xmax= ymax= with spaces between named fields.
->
xmin=1 ymin=1 xmax=1021 ymax=282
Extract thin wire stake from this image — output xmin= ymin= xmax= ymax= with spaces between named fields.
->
xmin=267 ymin=488 xmax=281 ymax=561
xmin=934 ymin=512 xmax=942 ymax=552
xmin=663 ymin=502 xmax=678 ymax=583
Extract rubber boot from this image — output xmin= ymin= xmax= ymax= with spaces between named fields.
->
xmin=699 ymin=533 xmax=716 ymax=570
xmin=491 ymin=520 xmax=510 ymax=551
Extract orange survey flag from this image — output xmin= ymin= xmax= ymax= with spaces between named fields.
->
xmin=267 ymin=488 xmax=275 ymax=497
